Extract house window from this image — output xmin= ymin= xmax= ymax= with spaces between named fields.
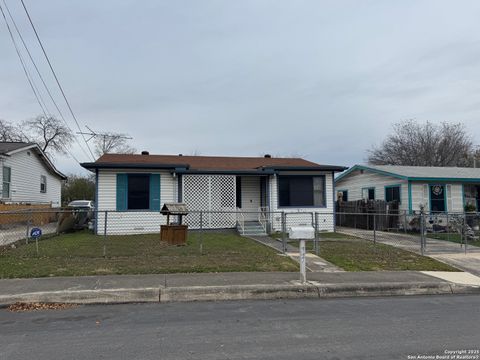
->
xmin=337 ymin=190 xmax=348 ymax=202
xmin=362 ymin=187 xmax=375 ymax=200
xmin=278 ymin=175 xmax=326 ymax=207
xmin=40 ymin=175 xmax=47 ymax=193
xmin=2 ymin=166 xmax=11 ymax=198
xmin=127 ymin=174 xmax=150 ymax=210
xmin=430 ymin=184 xmax=445 ymax=212
xmin=385 ymin=185 xmax=400 ymax=203
xmin=236 ymin=176 xmax=242 ymax=208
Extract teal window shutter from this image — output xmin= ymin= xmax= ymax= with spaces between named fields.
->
xmin=116 ymin=174 xmax=128 ymax=210
xmin=150 ymin=174 xmax=161 ymax=211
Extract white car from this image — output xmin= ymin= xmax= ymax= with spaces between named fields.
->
xmin=67 ymin=200 xmax=95 ymax=230
xmin=67 ymin=200 xmax=95 ymax=210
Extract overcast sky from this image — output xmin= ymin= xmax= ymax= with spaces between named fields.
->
xmin=1 ymin=0 xmax=480 ymax=175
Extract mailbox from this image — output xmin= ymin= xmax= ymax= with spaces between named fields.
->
xmin=288 ymin=226 xmax=315 ymax=240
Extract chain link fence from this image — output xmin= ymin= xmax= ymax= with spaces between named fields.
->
xmin=336 ymin=211 xmax=480 ymax=255
xmin=1 ymin=208 xmax=479 ymax=260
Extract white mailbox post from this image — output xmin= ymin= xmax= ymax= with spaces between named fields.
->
xmin=288 ymin=226 xmax=315 ymax=283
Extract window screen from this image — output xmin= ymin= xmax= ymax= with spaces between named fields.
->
xmin=362 ymin=188 xmax=375 ymax=200
xmin=338 ymin=190 xmax=348 ymax=202
xmin=40 ymin=175 xmax=47 ymax=193
xmin=278 ymin=176 xmax=326 ymax=207
xmin=2 ymin=166 xmax=11 ymax=198
xmin=385 ymin=186 xmax=400 ymax=203
xmin=127 ymin=174 xmax=150 ymax=210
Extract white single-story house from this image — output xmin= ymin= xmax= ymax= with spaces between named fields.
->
xmin=0 ymin=142 xmax=66 ymax=207
xmin=81 ymin=152 xmax=347 ymax=234
xmin=335 ymin=164 xmax=480 ymax=214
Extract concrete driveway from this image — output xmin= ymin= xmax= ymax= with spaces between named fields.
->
xmin=337 ymin=227 xmax=480 ymax=275
xmin=0 ymin=222 xmax=57 ymax=246
xmin=429 ymin=252 xmax=480 ymax=276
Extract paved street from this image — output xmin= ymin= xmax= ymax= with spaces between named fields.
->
xmin=1 ymin=295 xmax=479 ymax=360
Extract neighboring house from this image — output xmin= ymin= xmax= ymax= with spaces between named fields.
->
xmin=335 ymin=164 xmax=480 ymax=214
xmin=0 ymin=142 xmax=67 ymax=207
xmin=81 ymin=152 xmax=347 ymax=234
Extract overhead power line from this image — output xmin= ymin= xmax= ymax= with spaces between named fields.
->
xmin=0 ymin=4 xmax=81 ymax=165
xmin=77 ymin=126 xmax=133 ymax=155
xmin=1 ymin=0 xmax=90 ymax=163
xmin=0 ymin=3 xmax=49 ymax=115
xmin=19 ymin=0 xmax=96 ymax=161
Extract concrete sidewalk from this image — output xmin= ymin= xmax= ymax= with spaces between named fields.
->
xmin=247 ymin=235 xmax=343 ymax=272
xmin=1 ymin=271 xmax=479 ymax=306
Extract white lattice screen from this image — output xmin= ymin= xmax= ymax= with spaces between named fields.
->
xmin=183 ymin=175 xmax=236 ymax=229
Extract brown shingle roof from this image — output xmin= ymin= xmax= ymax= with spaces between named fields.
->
xmin=81 ymin=153 xmax=347 ymax=172
xmin=100 ymin=153 xmax=316 ymax=170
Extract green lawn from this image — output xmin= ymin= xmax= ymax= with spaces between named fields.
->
xmin=287 ymin=236 xmax=457 ymax=272
xmin=427 ymin=233 xmax=480 ymax=248
xmin=0 ymin=231 xmax=298 ymax=279
xmin=318 ymin=240 xmax=458 ymax=271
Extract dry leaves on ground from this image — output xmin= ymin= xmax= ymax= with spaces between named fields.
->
xmin=7 ymin=302 xmax=77 ymax=312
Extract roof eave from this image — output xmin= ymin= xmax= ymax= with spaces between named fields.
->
xmin=80 ymin=162 xmax=189 ymax=171
xmin=409 ymin=177 xmax=480 ymax=182
xmin=335 ymin=164 xmax=409 ymax=183
xmin=174 ymin=169 xmax=275 ymax=175
xmin=268 ymin=165 xmax=348 ymax=172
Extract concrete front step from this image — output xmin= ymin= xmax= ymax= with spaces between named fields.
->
xmin=237 ymin=221 xmax=266 ymax=236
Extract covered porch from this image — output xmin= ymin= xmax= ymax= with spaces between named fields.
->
xmin=235 ymin=175 xmax=270 ymax=236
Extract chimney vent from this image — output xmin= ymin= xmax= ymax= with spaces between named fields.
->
xmin=141 ymin=151 xmax=149 ymax=155
xmin=264 ymin=154 xmax=272 ymax=158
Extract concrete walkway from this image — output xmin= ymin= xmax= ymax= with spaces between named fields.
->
xmin=247 ymin=235 xmax=343 ymax=272
xmin=337 ymin=227 xmax=480 ymax=276
xmin=1 ymin=271 xmax=478 ymax=305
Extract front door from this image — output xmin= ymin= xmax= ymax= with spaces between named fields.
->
xmin=260 ymin=177 xmax=268 ymax=209
xmin=430 ymin=185 xmax=446 ymax=212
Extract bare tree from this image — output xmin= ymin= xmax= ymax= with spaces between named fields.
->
xmin=367 ymin=120 xmax=474 ymax=167
xmin=0 ymin=119 xmax=26 ymax=142
xmin=22 ymin=115 xmax=74 ymax=157
xmin=93 ymin=132 xmax=136 ymax=157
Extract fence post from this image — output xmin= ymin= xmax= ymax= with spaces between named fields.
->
xmin=464 ymin=213 xmax=468 ymax=254
xmin=420 ymin=211 xmax=425 ymax=255
xmin=103 ymin=211 xmax=108 ymax=258
xmin=314 ymin=212 xmax=319 ymax=256
xmin=373 ymin=214 xmax=376 ymax=245
xmin=25 ymin=209 xmax=32 ymax=245
xmin=403 ymin=211 xmax=407 ymax=234
xmin=199 ymin=211 xmax=204 ymax=255
xmin=446 ymin=212 xmax=450 ymax=243
xmin=281 ymin=212 xmax=287 ymax=253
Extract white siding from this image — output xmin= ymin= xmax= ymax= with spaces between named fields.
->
xmin=240 ymin=176 xmax=261 ymax=221
xmin=0 ymin=149 xmax=62 ymax=206
xmin=410 ymin=182 xmax=464 ymax=213
xmin=96 ymin=169 xmax=177 ymax=235
xmin=335 ymin=170 xmax=408 ymax=211
xmin=269 ymin=172 xmax=335 ymax=231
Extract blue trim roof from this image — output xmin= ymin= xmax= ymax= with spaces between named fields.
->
xmin=335 ymin=164 xmax=480 ymax=184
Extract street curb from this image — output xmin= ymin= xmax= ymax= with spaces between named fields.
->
xmin=0 ymin=283 xmax=478 ymax=306
xmin=0 ymin=288 xmax=159 ymax=306
xmin=160 ymin=284 xmax=320 ymax=302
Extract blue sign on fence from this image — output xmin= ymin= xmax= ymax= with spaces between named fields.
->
xmin=30 ymin=227 xmax=42 ymax=239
